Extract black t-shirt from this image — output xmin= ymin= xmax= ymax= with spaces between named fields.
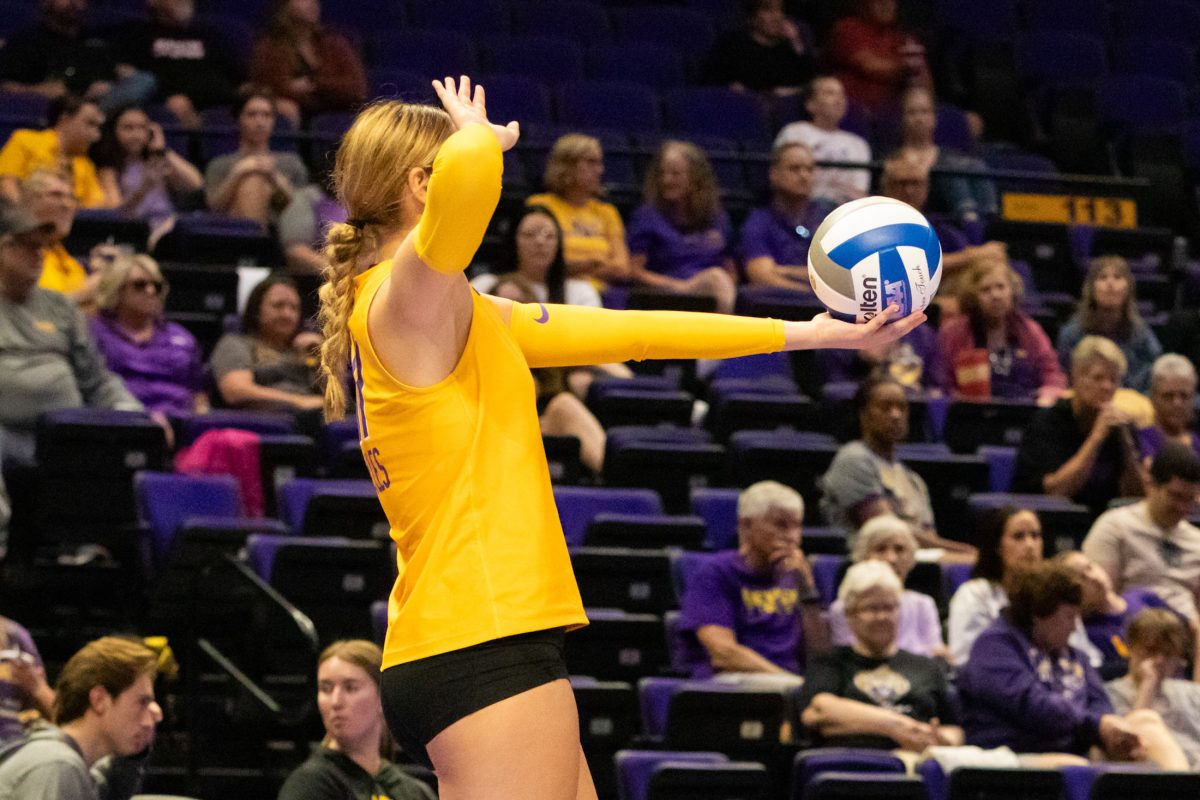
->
xmin=701 ymin=29 xmax=814 ymax=92
xmin=277 ymin=748 xmax=435 ymax=800
xmin=0 ymin=23 xmax=118 ymax=93
xmin=797 ymin=646 xmax=956 ymax=749
xmin=113 ymin=19 xmax=242 ymax=108
xmin=1014 ymin=399 xmax=1127 ymax=513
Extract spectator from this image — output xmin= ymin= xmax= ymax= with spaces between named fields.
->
xmin=1057 ymin=257 xmax=1161 ymax=393
xmin=774 ymin=75 xmax=871 ymax=205
xmin=1139 ymin=354 xmax=1200 ymax=462
xmin=0 ymin=636 xmax=162 ymax=800
xmin=1082 ymin=443 xmax=1200 ymax=672
xmin=92 ymin=106 xmax=204 ymax=236
xmin=627 ymin=140 xmax=736 ymax=314
xmin=934 ymin=257 xmax=1066 ymax=402
xmin=249 ymin=0 xmax=367 ymax=127
xmin=0 ymin=204 xmax=142 ymax=465
xmin=204 ymin=86 xmax=308 ymax=228
xmin=675 ymin=480 xmax=825 ymax=680
xmin=525 ymin=134 xmax=630 ymax=284
xmin=700 ymin=0 xmax=814 ymax=95
xmin=739 ymin=142 xmax=833 ymax=292
xmin=21 ymin=169 xmax=95 ymax=307
xmin=947 ymin=506 xmax=1101 ymax=667
xmin=0 ymin=0 xmax=153 ymax=108
xmin=958 ymin=563 xmax=1186 ymax=768
xmin=115 ymin=0 xmax=245 ymax=128
xmin=0 ymin=95 xmax=112 ymax=208
xmin=1106 ymin=608 xmax=1200 ymax=769
xmin=209 ymin=273 xmax=324 ymax=413
xmin=0 ymin=616 xmax=55 ymax=746
xmin=893 ymin=87 xmax=996 ymax=223
xmin=826 ymin=0 xmax=931 ymax=115
xmin=799 ymin=561 xmax=962 ymax=751
xmin=1015 ymin=336 xmax=1145 ymax=512
xmin=828 ymin=514 xmax=946 ymax=658
xmin=277 ymin=639 xmax=435 ymax=800
xmin=277 ymin=177 xmax=345 ymax=276
xmin=90 ymin=253 xmax=206 ymax=417
xmin=819 ymin=375 xmax=974 ymax=556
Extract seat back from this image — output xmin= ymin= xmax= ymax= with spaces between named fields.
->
xmin=571 ymin=547 xmax=677 ymax=614
xmin=136 ymin=472 xmax=241 ymax=563
xmin=947 ymin=767 xmax=1063 ymax=800
xmin=554 ymin=486 xmax=663 ymax=547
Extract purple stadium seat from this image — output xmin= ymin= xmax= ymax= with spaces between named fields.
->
xmin=793 ymin=749 xmax=906 ymax=798
xmin=570 ymin=547 xmax=676 ymax=613
xmin=729 ymin=430 xmax=839 ymax=524
xmin=1020 ymin=0 xmax=1110 ymax=37
xmin=406 ymin=0 xmax=509 ymax=35
xmin=136 ymin=472 xmax=240 ymax=562
xmin=0 ymin=91 xmax=48 ymax=124
xmin=615 ymin=749 xmax=728 ymax=800
xmin=585 ymin=513 xmax=706 ymax=550
xmin=978 ymin=445 xmax=1018 ymax=492
xmin=669 ymin=549 xmax=716 ymax=601
xmin=1112 ymin=38 xmax=1197 ymax=86
xmin=969 ymin=492 xmax=1092 ymax=554
xmin=647 ymin=762 xmax=772 ymax=799
xmin=935 ymin=0 xmax=1017 ymax=42
xmin=609 ymin=6 xmax=716 ymax=57
xmin=371 ymin=599 xmax=387 ymax=645
xmin=1112 ymin=0 xmax=1200 ymax=45
xmin=322 ymin=0 xmax=406 ymax=34
xmin=662 ymin=87 xmax=770 ymax=146
xmin=511 ymin=0 xmax=611 ymax=44
xmin=565 ymin=608 xmax=668 ymax=681
xmin=275 ymin=478 xmax=383 ymax=538
xmin=588 ymin=43 xmax=685 ymax=89
xmin=554 ymin=486 xmax=663 ymax=547
xmin=604 ymin=438 xmax=727 ymax=515
xmin=475 ymin=74 xmax=553 ymax=126
xmin=154 ymin=211 xmax=280 ymax=265
xmin=690 ymin=488 xmax=740 ymax=550
xmin=1098 ymin=75 xmax=1188 ymax=133
xmin=554 ymin=81 xmax=662 ymax=134
xmin=367 ymin=69 xmax=437 ymax=103
xmin=1015 ymin=31 xmax=1107 ymax=86
xmin=181 ymin=410 xmax=294 ymax=445
xmin=810 ymin=554 xmax=847 ymax=607
xmin=481 ymin=35 xmax=585 ymax=83
xmin=942 ymin=561 xmax=973 ymax=600
xmin=370 ymin=30 xmax=477 ymax=76
xmin=806 ymin=773 xmax=926 ymax=800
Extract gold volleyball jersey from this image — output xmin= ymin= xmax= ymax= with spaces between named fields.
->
xmin=348 ymin=264 xmax=587 ymax=668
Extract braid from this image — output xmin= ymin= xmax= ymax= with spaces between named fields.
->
xmin=318 ymin=221 xmax=365 ymax=421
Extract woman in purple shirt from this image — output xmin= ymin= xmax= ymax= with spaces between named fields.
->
xmin=0 ymin=616 xmax=53 ymax=746
xmin=627 ymin=140 xmax=737 ymax=313
xmin=90 ymin=253 xmax=207 ymax=417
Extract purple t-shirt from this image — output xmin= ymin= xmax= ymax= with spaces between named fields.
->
xmin=627 ymin=204 xmax=734 ymax=281
xmin=828 ymin=589 xmax=943 ymax=657
xmin=738 ymin=200 xmax=834 ymax=269
xmin=676 ymin=550 xmax=805 ymax=678
xmin=1083 ymin=588 xmax=1172 ymax=674
xmin=90 ymin=314 xmax=204 ymax=416
xmin=1138 ymin=426 xmax=1200 ymax=464
xmin=0 ymin=619 xmax=43 ymax=746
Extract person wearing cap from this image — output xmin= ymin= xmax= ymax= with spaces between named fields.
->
xmin=0 ymin=204 xmax=142 ymax=469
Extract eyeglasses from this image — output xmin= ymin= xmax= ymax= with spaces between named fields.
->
xmin=126 ymin=278 xmax=165 ymax=295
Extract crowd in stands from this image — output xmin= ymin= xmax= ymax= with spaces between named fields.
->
xmin=3 ymin=0 xmax=1200 ymax=797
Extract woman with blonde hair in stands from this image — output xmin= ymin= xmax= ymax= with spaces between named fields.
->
xmin=314 ymin=75 xmax=923 ymax=798
xmin=278 ymin=640 xmax=434 ymax=800
xmin=526 ymin=133 xmax=630 ymax=284
xmin=627 ymin=140 xmax=738 ymax=314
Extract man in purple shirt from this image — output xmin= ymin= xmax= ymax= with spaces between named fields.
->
xmin=676 ymin=480 xmax=826 ymax=679
xmin=739 ymin=142 xmax=834 ymax=293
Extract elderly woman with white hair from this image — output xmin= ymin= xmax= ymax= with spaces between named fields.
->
xmin=828 ymin=515 xmax=946 ymax=659
xmin=798 ymin=560 xmax=962 ymax=751
xmin=1139 ymin=354 xmax=1200 ymax=462
xmin=89 ymin=253 xmax=207 ymax=417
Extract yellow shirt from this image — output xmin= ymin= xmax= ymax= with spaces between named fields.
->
xmin=38 ymin=243 xmax=87 ymax=296
xmin=0 ymin=129 xmax=106 ymax=208
xmin=349 ymin=266 xmax=587 ymax=667
xmin=526 ymin=193 xmax=625 ymax=268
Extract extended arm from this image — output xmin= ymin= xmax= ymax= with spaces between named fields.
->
xmin=696 ymin=625 xmax=796 ymax=675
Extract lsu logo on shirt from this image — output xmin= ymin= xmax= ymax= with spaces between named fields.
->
xmin=741 ymin=587 xmax=799 ymax=616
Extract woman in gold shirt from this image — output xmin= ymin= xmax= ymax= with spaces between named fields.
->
xmin=315 ymin=76 xmax=925 ymax=800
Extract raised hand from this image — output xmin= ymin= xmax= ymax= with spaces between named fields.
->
xmin=790 ymin=304 xmax=927 ymax=351
xmin=431 ymin=75 xmax=520 ymax=152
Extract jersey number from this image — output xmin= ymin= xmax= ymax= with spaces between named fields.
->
xmin=351 ymin=339 xmax=390 ymax=492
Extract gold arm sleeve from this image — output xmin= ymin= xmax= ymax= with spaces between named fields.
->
xmin=508 ymin=302 xmax=786 ymax=368
xmin=413 ymin=124 xmax=503 ymax=275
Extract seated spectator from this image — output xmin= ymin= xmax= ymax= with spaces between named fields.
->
xmin=739 ymin=142 xmax=833 ymax=292
xmin=819 ymin=375 xmax=974 ymax=556
xmin=1140 ymin=354 xmax=1200 ymax=462
xmin=209 ymin=273 xmax=324 ymax=413
xmin=278 ymin=178 xmax=345 ymax=276
xmin=799 ymin=561 xmax=962 ymax=751
xmin=1057 ymin=257 xmax=1162 ymax=393
xmin=115 ymin=0 xmax=245 ymax=128
xmin=525 ymin=134 xmax=630 ymax=284
xmin=1106 ymin=609 xmax=1200 ymax=769
xmin=1082 ymin=443 xmax=1200 ymax=672
xmin=474 ymin=205 xmax=602 ymax=308
xmin=700 ymin=0 xmax=814 ymax=95
xmin=828 ymin=514 xmax=946 ymax=658
xmin=204 ymin=85 xmax=308 ymax=228
xmin=627 ymin=140 xmax=736 ymax=314
xmin=0 ymin=615 xmax=55 ymax=746
xmin=92 ymin=106 xmax=204 ymax=237
xmin=893 ymin=87 xmax=996 ymax=223
xmin=934 ymin=257 xmax=1066 ymax=403
xmin=676 ymin=481 xmax=825 ymax=680
xmin=0 ymin=636 xmax=163 ymax=798
xmin=0 ymin=205 xmax=142 ymax=466
xmin=0 ymin=95 xmax=112 ymax=208
xmin=817 ymin=320 xmax=940 ymax=391
xmin=22 ymin=169 xmax=100 ymax=307
xmin=90 ymin=253 xmax=207 ymax=417
xmin=1015 ymin=336 xmax=1145 ymax=512
xmin=958 ymin=562 xmax=1186 ymax=768
xmin=249 ymin=0 xmax=367 ymax=127
xmin=826 ymin=0 xmax=931 ymax=115
xmin=0 ymin=0 xmax=153 ymax=108
xmin=278 ymin=639 xmax=435 ymax=800
xmin=948 ymin=506 xmax=1101 ymax=667
xmin=774 ymin=75 xmax=871 ymax=205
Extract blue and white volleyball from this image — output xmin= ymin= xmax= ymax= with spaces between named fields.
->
xmin=807 ymin=196 xmax=941 ymax=323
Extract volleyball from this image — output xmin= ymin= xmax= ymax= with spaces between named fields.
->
xmin=807 ymin=196 xmax=942 ymax=323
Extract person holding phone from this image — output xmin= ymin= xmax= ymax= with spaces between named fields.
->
xmin=0 ymin=615 xmax=54 ymax=746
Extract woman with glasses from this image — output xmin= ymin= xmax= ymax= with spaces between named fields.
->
xmin=90 ymin=253 xmax=207 ymax=417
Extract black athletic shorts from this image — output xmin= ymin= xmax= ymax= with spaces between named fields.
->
xmin=380 ymin=628 xmax=568 ymax=769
